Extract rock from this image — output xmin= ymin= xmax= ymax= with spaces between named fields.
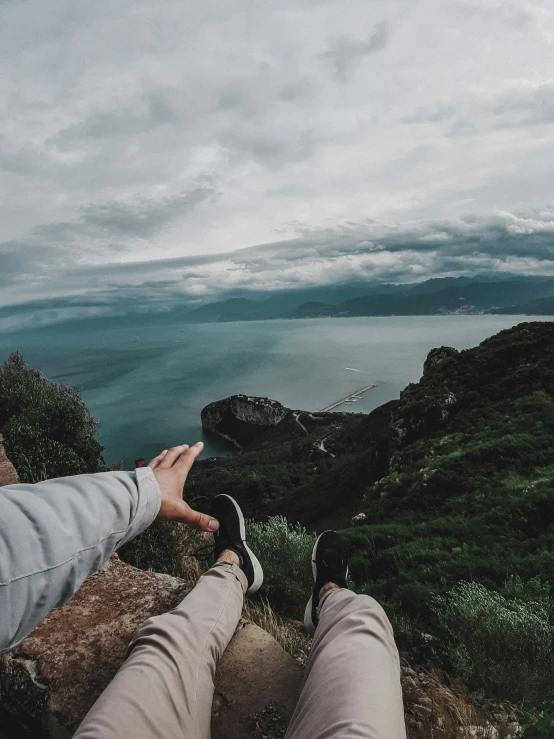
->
xmin=202 ymin=395 xmax=289 ymax=431
xmin=213 ymin=622 xmax=303 ymax=739
xmin=0 ymin=435 xmax=18 ymax=486
xmin=423 ymin=346 xmax=458 ymax=375
xmin=200 ymin=394 xmax=324 ymax=452
xmin=0 ymin=557 xmax=302 ymax=739
xmin=0 ymin=557 xmax=189 ymax=737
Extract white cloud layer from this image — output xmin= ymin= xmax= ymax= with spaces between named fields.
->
xmin=2 ymin=0 xmax=554 ymax=321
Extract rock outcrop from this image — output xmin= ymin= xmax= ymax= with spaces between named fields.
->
xmin=202 ymin=395 xmax=290 ymax=430
xmin=0 ymin=435 xmax=18 ymax=486
xmin=201 ymin=395 xmax=290 ymax=449
xmin=422 ymin=346 xmax=458 ymax=375
xmin=0 ymin=557 xmax=302 ymax=739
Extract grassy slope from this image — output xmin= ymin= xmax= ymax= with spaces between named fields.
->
xmin=343 ymin=322 xmax=554 ymax=621
xmin=190 ymin=322 xmax=554 ymax=628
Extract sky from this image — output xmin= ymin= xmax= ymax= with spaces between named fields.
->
xmin=2 ymin=0 xmax=554 ymax=329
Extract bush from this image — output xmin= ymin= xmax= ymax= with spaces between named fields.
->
xmin=121 ymin=515 xmax=316 ymax=617
xmin=522 ymin=703 xmax=554 ymax=738
xmin=119 ymin=521 xmax=205 ymax=588
xmin=0 ymin=352 xmax=105 ymax=481
xmin=246 ymin=516 xmax=316 ymax=618
xmin=434 ymin=580 xmax=553 ymax=704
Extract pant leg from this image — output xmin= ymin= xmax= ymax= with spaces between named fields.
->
xmin=286 ymin=589 xmax=406 ymax=739
xmin=75 ymin=562 xmax=247 ymax=739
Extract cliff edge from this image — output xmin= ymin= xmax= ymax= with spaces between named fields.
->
xmin=201 ymin=393 xmax=344 ymax=451
xmin=0 ymin=435 xmax=18 ymax=486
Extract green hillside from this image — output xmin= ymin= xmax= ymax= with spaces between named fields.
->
xmin=3 ymin=322 xmax=554 ymax=721
xmin=187 ymin=322 xmax=554 ymax=709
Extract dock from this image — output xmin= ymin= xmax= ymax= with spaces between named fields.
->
xmin=320 ymin=384 xmax=376 ymax=412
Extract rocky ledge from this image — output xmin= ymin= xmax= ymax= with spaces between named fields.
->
xmin=0 ymin=435 xmax=18 ymax=486
xmin=0 ymin=556 xmax=302 ymax=739
xmin=201 ymin=394 xmax=342 ymax=451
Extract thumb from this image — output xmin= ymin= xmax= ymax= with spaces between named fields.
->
xmin=177 ymin=501 xmax=219 ymax=533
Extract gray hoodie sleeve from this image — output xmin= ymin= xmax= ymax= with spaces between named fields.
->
xmin=0 ymin=467 xmax=162 ymax=654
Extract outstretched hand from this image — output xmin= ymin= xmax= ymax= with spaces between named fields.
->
xmin=148 ymin=442 xmax=219 ymax=533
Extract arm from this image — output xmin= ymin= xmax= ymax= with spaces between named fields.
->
xmin=0 ymin=442 xmax=217 ymax=654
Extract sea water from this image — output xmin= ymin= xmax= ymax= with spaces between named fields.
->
xmin=0 ymin=315 xmax=551 ymax=467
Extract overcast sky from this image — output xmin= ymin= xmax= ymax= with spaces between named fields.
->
xmin=2 ymin=0 xmax=554 ymax=326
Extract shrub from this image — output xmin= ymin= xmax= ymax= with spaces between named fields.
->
xmin=119 ymin=521 xmax=205 ymax=588
xmin=0 ymin=352 xmax=105 ymax=481
xmin=434 ymin=581 xmax=553 ymax=704
xmin=522 ymin=703 xmax=554 ymax=738
xmin=246 ymin=516 xmax=316 ymax=618
xmin=121 ymin=515 xmax=316 ymax=618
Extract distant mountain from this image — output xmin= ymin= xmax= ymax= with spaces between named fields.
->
xmin=287 ymin=278 xmax=554 ymax=318
xmin=182 ymin=283 xmax=409 ymax=323
xmin=180 ymin=275 xmax=554 ymax=324
xmin=9 ymin=275 xmax=552 ymax=337
xmin=491 ymin=295 xmax=554 ymax=315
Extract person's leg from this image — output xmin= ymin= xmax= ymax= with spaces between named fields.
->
xmin=75 ymin=494 xmax=263 ymax=739
xmin=286 ymin=532 xmax=405 ymax=739
xmin=75 ymin=561 xmax=246 ymax=739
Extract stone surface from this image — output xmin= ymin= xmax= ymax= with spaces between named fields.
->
xmin=201 ymin=394 xmax=290 ymax=449
xmin=0 ymin=435 xmax=18 ymax=486
xmin=199 ymin=394 xmax=344 ymax=453
xmin=213 ymin=622 xmax=303 ymax=739
xmin=0 ymin=557 xmax=302 ymax=739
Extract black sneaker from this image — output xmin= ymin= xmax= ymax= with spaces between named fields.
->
xmin=211 ymin=494 xmax=264 ymax=594
xmin=304 ymin=530 xmax=349 ymax=633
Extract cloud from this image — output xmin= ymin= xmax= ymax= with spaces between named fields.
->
xmin=492 ymin=82 xmax=554 ymax=127
xmin=2 ymin=207 xmax=554 ymax=332
xmin=2 ymin=0 xmax=554 ymax=330
xmin=322 ymin=21 xmax=389 ymax=81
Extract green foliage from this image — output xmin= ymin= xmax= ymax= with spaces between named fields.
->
xmin=120 ymin=515 xmax=315 ymax=618
xmin=0 ymin=352 xmax=105 ymax=480
xmin=246 ymin=516 xmax=316 ymax=617
xmin=522 ymin=704 xmax=554 ymax=738
xmin=119 ymin=520 xmax=207 ymax=587
xmin=433 ymin=581 xmax=553 ymax=704
xmin=189 ymin=322 xmax=554 ymax=708
xmin=120 ymin=521 xmax=186 ymax=578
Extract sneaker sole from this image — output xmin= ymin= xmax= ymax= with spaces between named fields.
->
xmin=219 ymin=494 xmax=264 ymax=595
xmin=303 ymin=532 xmax=325 ymax=632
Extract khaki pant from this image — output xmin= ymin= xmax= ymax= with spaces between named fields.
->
xmin=75 ymin=563 xmax=406 ymax=739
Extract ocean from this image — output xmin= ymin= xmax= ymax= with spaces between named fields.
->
xmin=0 ymin=315 xmax=551 ymax=467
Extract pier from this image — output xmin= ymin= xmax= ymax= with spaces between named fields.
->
xmin=320 ymin=384 xmax=376 ymax=412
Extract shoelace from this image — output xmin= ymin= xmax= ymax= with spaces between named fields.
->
xmin=184 ymin=543 xmax=216 ymax=564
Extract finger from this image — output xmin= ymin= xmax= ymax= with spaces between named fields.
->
xmin=148 ymin=449 xmax=168 ymax=469
xmin=160 ymin=444 xmax=189 ymax=468
xmin=178 ymin=502 xmax=219 ymax=532
xmin=174 ymin=441 xmax=204 ymax=474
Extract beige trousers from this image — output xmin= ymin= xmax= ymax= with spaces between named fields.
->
xmin=75 ymin=563 xmax=406 ymax=739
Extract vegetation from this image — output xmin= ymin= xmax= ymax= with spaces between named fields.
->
xmin=4 ymin=321 xmax=554 ymax=725
xmin=246 ymin=516 xmax=316 ymax=617
xmin=189 ymin=321 xmax=554 ymax=712
xmin=0 ymin=352 xmax=105 ymax=481
xmin=434 ymin=579 xmax=552 ymax=704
